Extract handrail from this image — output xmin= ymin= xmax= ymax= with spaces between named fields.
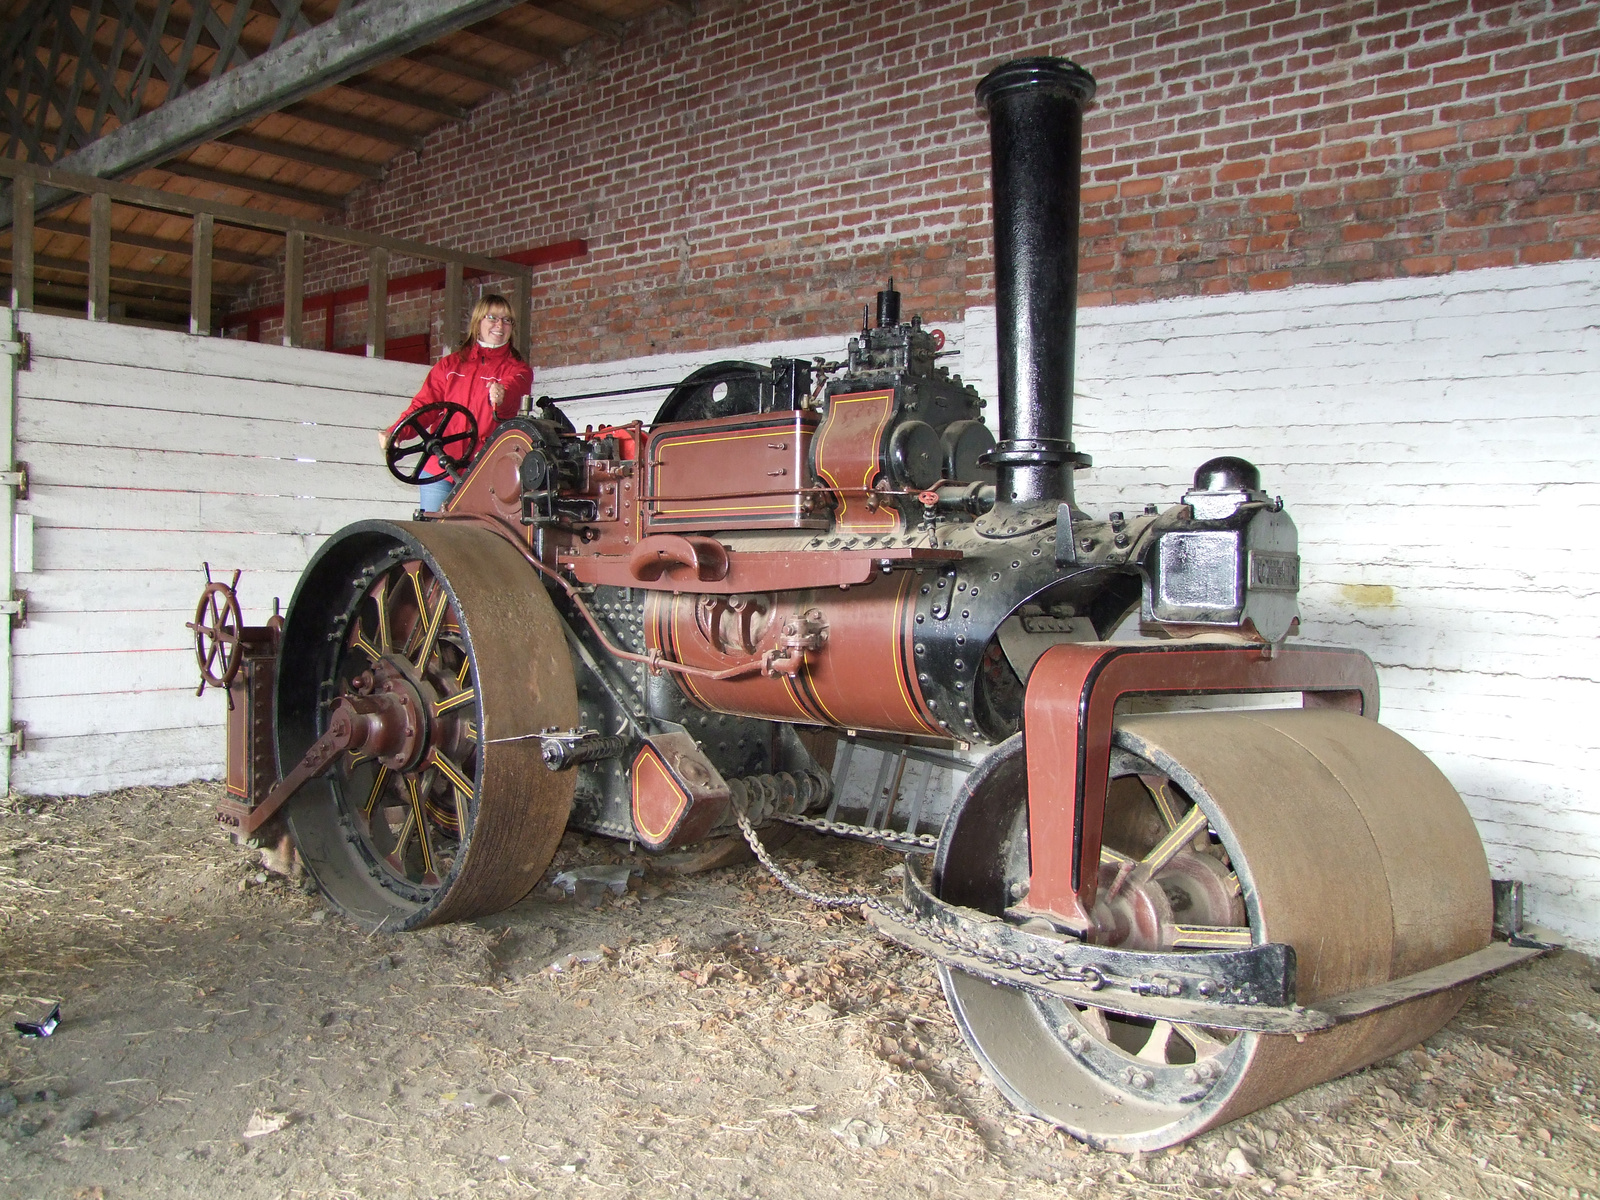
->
xmin=0 ymin=156 xmax=538 ymax=356
xmin=0 ymin=157 xmax=529 ymax=276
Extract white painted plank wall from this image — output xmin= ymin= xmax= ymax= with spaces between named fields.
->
xmin=12 ymin=311 xmax=424 ymax=795
xmin=552 ymin=259 xmax=1600 ymax=950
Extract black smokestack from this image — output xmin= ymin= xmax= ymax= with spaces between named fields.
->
xmin=976 ymin=57 xmax=1097 ymax=507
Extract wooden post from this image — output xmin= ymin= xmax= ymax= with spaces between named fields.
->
xmin=367 ymin=246 xmax=387 ymax=359
xmin=283 ymin=229 xmax=305 ymax=347
xmin=88 ymin=191 xmax=112 ymax=321
xmin=190 ymin=212 xmax=214 ymax=336
xmin=443 ymin=260 xmax=463 ymax=359
xmin=10 ymin=177 xmax=33 ymax=312
xmin=0 ymin=309 xmax=17 ymax=793
xmin=514 ymin=269 xmax=531 ymax=360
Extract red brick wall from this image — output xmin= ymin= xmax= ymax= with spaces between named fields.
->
xmin=264 ymin=0 xmax=1599 ymax=365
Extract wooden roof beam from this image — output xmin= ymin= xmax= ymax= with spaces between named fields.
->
xmin=48 ymin=2 xmax=460 ymax=123
xmin=155 ymin=159 xmax=345 ymax=210
xmin=403 ymin=51 xmax=515 ymax=93
xmin=34 ymin=215 xmax=277 ymax=267
xmin=215 ymin=131 xmax=385 ymax=179
xmin=464 ymin=15 xmax=568 ymax=64
xmin=338 ymin=74 xmax=470 ymax=122
xmin=2 ymin=0 xmax=532 ymax=226
xmin=525 ymin=2 xmax=624 ymax=41
xmin=276 ymin=101 xmax=425 ymax=148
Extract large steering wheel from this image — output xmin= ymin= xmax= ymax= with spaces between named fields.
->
xmin=386 ymin=401 xmax=479 ymax=486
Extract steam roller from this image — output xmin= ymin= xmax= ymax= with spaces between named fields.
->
xmin=189 ymin=55 xmax=1546 ymax=1150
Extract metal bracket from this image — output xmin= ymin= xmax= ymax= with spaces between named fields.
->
xmin=0 ymin=463 xmax=28 ymax=499
xmin=2 ymin=723 xmax=25 ymax=755
xmin=0 ymin=592 xmax=25 ymax=625
xmin=0 ymin=335 xmax=29 ymax=370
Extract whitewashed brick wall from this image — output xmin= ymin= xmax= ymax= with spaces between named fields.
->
xmin=556 ymin=260 xmax=1600 ymax=951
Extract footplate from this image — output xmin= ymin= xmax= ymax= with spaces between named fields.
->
xmin=866 ymin=868 xmax=1550 ymax=1035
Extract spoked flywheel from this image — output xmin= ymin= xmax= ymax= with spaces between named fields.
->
xmin=935 ymin=709 xmax=1491 ymax=1151
xmin=275 ymin=520 xmax=579 ymax=930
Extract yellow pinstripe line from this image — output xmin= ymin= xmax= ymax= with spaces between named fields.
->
xmin=890 ymin=574 xmax=940 ymax=734
xmin=432 ymin=752 xmax=474 ymax=796
xmin=656 ymin=429 xmax=797 ymax=449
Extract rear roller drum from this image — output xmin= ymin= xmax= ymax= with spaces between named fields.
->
xmin=935 ymin=709 xmax=1491 ymax=1151
xmin=276 ymin=520 xmax=579 ymax=930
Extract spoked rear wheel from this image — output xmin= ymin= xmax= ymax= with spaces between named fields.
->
xmin=276 ymin=520 xmax=578 ymax=930
xmin=934 ymin=710 xmax=1491 ymax=1151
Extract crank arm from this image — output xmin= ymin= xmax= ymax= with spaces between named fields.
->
xmin=226 ymin=688 xmax=414 ymax=835
xmin=230 ymin=720 xmax=357 ymax=835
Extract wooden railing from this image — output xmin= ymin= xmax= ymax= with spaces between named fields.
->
xmin=0 ymin=157 xmax=537 ymax=358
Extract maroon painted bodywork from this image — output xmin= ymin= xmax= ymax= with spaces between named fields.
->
xmin=1019 ymin=641 xmax=1380 ymax=931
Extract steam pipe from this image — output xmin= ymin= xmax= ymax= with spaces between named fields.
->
xmin=976 ymin=57 xmax=1097 ymax=507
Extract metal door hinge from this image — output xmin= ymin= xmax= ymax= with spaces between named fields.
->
xmin=0 ymin=592 xmax=26 ymax=625
xmin=2 ymin=724 xmax=25 ymax=755
xmin=0 ymin=334 xmax=30 ymax=370
xmin=0 ymin=463 xmax=28 ymax=499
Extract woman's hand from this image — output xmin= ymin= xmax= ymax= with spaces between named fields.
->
xmin=487 ymin=380 xmax=506 ymax=409
xmin=378 ymin=429 xmax=391 ymax=453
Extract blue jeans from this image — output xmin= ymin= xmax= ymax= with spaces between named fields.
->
xmin=418 ymin=479 xmax=453 ymax=511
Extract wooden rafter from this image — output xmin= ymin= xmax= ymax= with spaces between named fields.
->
xmin=463 ymin=13 xmax=567 ymax=64
xmin=277 ymin=100 xmax=425 ymax=148
xmin=527 ymin=1 xmax=624 ymax=41
xmin=9 ymin=0 xmax=490 ymax=153
xmin=155 ymin=158 xmax=344 ymax=209
xmin=214 ymin=130 xmax=383 ymax=178
xmin=2 ymin=0 xmax=532 ymax=223
xmin=339 ymin=72 xmax=470 ymax=122
xmin=403 ymin=49 xmax=513 ymax=92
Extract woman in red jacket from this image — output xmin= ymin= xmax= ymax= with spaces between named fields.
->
xmin=382 ymin=293 xmax=534 ymax=510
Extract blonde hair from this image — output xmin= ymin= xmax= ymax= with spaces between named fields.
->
xmin=454 ymin=293 xmax=525 ymax=359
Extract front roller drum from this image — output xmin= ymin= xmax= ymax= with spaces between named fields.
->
xmin=935 ymin=709 xmax=1491 ymax=1151
xmin=275 ymin=520 xmax=579 ymax=930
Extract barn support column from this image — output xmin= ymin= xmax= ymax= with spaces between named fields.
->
xmin=0 ymin=309 xmax=25 ymax=793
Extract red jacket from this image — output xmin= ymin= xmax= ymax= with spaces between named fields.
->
xmin=389 ymin=342 xmax=533 ymax=477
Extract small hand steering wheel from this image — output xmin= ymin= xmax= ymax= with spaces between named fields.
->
xmin=386 ymin=401 xmax=479 ymax=486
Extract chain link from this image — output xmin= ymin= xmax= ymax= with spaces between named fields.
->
xmin=734 ymin=805 xmax=868 ymax=910
xmin=775 ymin=812 xmax=941 ymax=854
xmin=733 ymin=805 xmax=1106 ymax=990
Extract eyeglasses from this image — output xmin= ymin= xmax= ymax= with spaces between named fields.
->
xmin=481 ymin=315 xmax=513 ymax=326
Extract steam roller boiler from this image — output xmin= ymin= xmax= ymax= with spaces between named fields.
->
xmin=190 ymin=57 xmax=1546 ymax=1151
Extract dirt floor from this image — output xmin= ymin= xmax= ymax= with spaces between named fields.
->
xmin=1 ymin=781 xmax=1598 ymax=1200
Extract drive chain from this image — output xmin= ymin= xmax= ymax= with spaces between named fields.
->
xmin=774 ymin=812 xmax=942 ymax=854
xmin=733 ymin=805 xmax=1105 ymax=990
